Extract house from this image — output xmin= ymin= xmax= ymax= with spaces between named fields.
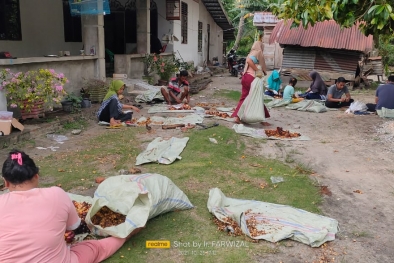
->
xmin=268 ymin=20 xmax=374 ymax=82
xmin=0 ymin=0 xmax=233 ymax=98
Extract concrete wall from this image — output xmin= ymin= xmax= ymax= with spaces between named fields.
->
xmin=0 ymin=0 xmax=83 ymax=58
xmin=0 ymin=57 xmax=98 ymax=94
xmin=114 ymin=53 xmax=174 ymax=81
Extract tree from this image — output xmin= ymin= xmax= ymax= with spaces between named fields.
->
xmin=222 ymin=0 xmax=271 ymax=51
xmin=270 ymin=0 xmax=394 ymax=36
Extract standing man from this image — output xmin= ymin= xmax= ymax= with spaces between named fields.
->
xmin=160 ymin=70 xmax=190 ymax=105
xmin=325 ymin=77 xmax=354 ymax=108
xmin=366 ymin=75 xmax=394 ymax=112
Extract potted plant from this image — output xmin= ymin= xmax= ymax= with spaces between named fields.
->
xmin=61 ymin=92 xmax=82 ymax=113
xmin=0 ymin=68 xmax=67 ymax=119
xmin=143 ymin=54 xmax=179 ymax=85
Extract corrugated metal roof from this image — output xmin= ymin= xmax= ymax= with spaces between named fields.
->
xmin=269 ymin=20 xmax=373 ymax=53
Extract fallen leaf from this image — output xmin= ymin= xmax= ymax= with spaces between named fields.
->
xmin=320 ymin=186 xmax=332 ymax=196
xmin=58 ymin=169 xmax=65 ymax=172
xmin=95 ymin=177 xmax=106 ymax=184
xmin=346 ymin=170 xmax=349 ymax=172
xmin=129 ymin=167 xmax=141 ymax=174
xmin=353 ymin=190 xmax=363 ymax=194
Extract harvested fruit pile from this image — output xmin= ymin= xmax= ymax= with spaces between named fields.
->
xmin=244 ymin=209 xmax=267 ymax=237
xmin=196 ymin=102 xmax=225 ymax=109
xmin=64 ymin=201 xmax=92 ymax=243
xmin=169 ymin=104 xmax=192 ymax=110
xmin=91 ymin=206 xmax=126 ymax=228
xmin=72 ymin=201 xmax=91 ymax=234
xmin=213 ymin=216 xmax=243 ymax=236
xmin=265 ymin=127 xmax=301 ymax=138
xmin=129 ymin=117 xmax=154 ymax=126
xmin=205 ymin=110 xmax=230 ymax=118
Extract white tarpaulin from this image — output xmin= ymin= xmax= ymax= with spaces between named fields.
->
xmin=285 ymin=100 xmax=327 ymax=113
xmin=207 ymin=188 xmax=338 ymax=247
xmin=136 ymin=137 xmax=189 ymax=165
xmin=135 ymin=89 xmax=164 ymax=103
xmin=232 ymin=124 xmax=311 ymax=141
xmin=81 ymin=174 xmax=193 ymax=238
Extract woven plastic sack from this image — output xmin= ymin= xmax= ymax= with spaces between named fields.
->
xmin=85 ymin=173 xmax=193 ymax=238
xmin=238 ymin=77 xmax=266 ymax=123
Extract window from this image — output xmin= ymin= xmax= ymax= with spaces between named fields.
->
xmin=62 ymin=0 xmax=82 ymax=42
xmin=198 ymin=21 xmax=202 ymax=52
xmin=0 ymin=0 xmax=22 ymax=40
xmin=181 ymin=2 xmax=187 ymax=44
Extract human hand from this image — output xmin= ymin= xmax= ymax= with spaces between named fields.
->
xmin=132 ymin=106 xmax=140 ymax=113
xmin=341 ymin=97 xmax=346 ymax=102
xmin=345 ymin=97 xmax=350 ymax=102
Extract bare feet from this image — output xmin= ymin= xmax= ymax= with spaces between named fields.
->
xmin=110 ymin=118 xmax=121 ymax=126
xmin=234 ymin=117 xmax=241 ymax=124
xmin=261 ymin=121 xmax=272 ymax=126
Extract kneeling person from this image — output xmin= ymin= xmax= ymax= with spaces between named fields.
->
xmin=325 ymin=77 xmax=354 ymax=108
xmin=161 ymin=70 xmax=190 ymax=105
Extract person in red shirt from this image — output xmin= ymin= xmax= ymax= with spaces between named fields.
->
xmin=160 ymin=70 xmax=190 ymax=105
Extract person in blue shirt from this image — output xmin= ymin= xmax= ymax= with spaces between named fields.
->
xmin=283 ymin=77 xmax=303 ymax=103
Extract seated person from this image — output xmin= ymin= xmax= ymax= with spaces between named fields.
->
xmin=299 ymin=71 xmax=327 ymax=100
xmin=97 ymin=80 xmax=140 ymax=126
xmin=150 ymin=34 xmax=163 ymax=54
xmin=265 ymin=70 xmax=282 ymax=97
xmin=0 ymin=149 xmax=143 ymax=263
xmin=160 ymin=70 xmax=190 ymax=105
xmin=325 ymin=77 xmax=354 ymax=108
xmin=366 ymin=75 xmax=394 ymax=112
xmin=283 ymin=77 xmax=303 ymax=103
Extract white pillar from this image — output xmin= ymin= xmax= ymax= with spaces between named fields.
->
xmin=136 ymin=0 xmax=150 ymax=54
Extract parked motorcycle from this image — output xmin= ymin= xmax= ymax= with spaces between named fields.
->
xmin=231 ymin=57 xmax=246 ymax=77
xmin=227 ymin=49 xmax=237 ymax=73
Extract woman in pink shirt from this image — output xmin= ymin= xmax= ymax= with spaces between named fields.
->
xmin=0 ymin=150 xmax=142 ymax=263
xmin=231 ymin=35 xmax=271 ymax=126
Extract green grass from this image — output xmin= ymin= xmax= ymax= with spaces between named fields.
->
xmin=214 ymin=90 xmax=241 ymax=101
xmin=61 ymin=116 xmax=89 ymax=131
xmin=36 ymin=125 xmax=321 ymax=263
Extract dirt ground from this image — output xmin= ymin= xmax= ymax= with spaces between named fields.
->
xmin=2 ymin=72 xmax=394 ymax=263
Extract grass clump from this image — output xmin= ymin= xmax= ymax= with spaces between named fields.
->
xmin=36 ymin=125 xmax=321 ymax=263
xmin=214 ymin=90 xmax=241 ymax=101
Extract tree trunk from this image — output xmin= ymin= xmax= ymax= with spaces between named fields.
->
xmin=232 ymin=15 xmax=245 ymax=51
xmin=232 ymin=13 xmax=253 ymax=51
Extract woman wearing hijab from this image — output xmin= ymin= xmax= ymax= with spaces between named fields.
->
xmin=265 ymin=70 xmax=282 ymax=97
xmin=232 ymin=37 xmax=271 ymax=126
xmin=97 ymin=80 xmax=140 ymax=126
xmin=300 ymin=71 xmax=328 ymax=100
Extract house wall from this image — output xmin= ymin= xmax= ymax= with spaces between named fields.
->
xmin=0 ymin=0 xmax=82 ymax=58
xmin=197 ymin=1 xmax=224 ymax=66
xmin=167 ymin=0 xmax=224 ymax=67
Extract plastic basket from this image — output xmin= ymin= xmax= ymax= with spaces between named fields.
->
xmin=69 ymin=0 xmax=110 ymax=16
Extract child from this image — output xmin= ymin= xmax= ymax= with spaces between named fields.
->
xmin=283 ymin=77 xmax=303 ymax=103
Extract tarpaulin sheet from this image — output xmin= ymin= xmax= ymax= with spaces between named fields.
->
xmin=207 ymin=188 xmax=338 ymax=247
